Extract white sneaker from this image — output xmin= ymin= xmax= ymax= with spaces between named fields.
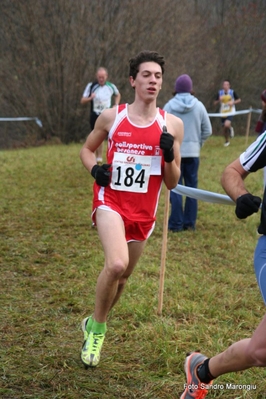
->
xmin=230 ymin=127 xmax=234 ymax=138
xmin=224 ymin=142 xmax=230 ymax=147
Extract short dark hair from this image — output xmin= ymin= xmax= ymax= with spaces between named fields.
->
xmin=129 ymin=50 xmax=165 ymax=79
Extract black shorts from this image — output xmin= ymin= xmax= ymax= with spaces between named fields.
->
xmin=221 ymin=116 xmax=233 ymax=125
xmin=90 ymin=111 xmax=100 ymax=131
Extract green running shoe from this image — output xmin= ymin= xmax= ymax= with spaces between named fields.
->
xmin=81 ymin=318 xmax=105 ymax=368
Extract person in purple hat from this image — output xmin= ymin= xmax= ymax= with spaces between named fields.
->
xmin=164 ymin=74 xmax=212 ymax=232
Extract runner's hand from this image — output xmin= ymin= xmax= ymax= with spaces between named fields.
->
xmin=91 ymin=164 xmax=111 ymax=187
xmin=235 ymin=193 xmax=261 ymax=219
xmin=160 ymin=126 xmax=174 ymax=163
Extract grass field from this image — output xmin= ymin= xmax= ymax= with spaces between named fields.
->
xmin=1 ymin=135 xmax=266 ymax=399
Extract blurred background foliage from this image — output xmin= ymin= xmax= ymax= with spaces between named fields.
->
xmin=1 ymin=0 xmax=266 ymax=148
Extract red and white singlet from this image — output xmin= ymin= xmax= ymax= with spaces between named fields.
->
xmin=92 ymin=104 xmax=166 ymax=224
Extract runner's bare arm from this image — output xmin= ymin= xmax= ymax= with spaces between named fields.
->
xmin=113 ymin=93 xmax=121 ymax=106
xmin=222 ymin=157 xmax=261 ymax=219
xmin=80 ymin=108 xmax=116 ymax=173
xmin=221 ymin=158 xmax=249 ymax=201
xmin=162 ymin=113 xmax=183 ymax=189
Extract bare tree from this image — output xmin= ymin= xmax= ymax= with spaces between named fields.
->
xmin=0 ymin=0 xmax=266 ymax=148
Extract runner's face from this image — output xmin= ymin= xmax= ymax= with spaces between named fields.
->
xmin=130 ymin=62 xmax=162 ymax=101
xmin=223 ymin=81 xmax=230 ymax=92
xmin=97 ymin=70 xmax=108 ymax=85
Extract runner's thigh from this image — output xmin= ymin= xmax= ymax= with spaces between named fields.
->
xmin=96 ymin=208 xmax=128 ymax=265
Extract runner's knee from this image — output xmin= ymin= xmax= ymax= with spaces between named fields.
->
xmin=105 ymin=259 xmax=128 ymax=280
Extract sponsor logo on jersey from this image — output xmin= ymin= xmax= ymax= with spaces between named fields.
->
xmin=117 ymin=132 xmax=132 ymax=137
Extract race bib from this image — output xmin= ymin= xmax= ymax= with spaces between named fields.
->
xmin=221 ymin=103 xmax=231 ymax=113
xmin=111 ymin=152 xmax=152 ymax=193
xmin=93 ymin=98 xmax=110 ymax=114
xmin=151 ymin=156 xmax=162 ymax=175
xmin=220 ymin=94 xmax=232 ymax=113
